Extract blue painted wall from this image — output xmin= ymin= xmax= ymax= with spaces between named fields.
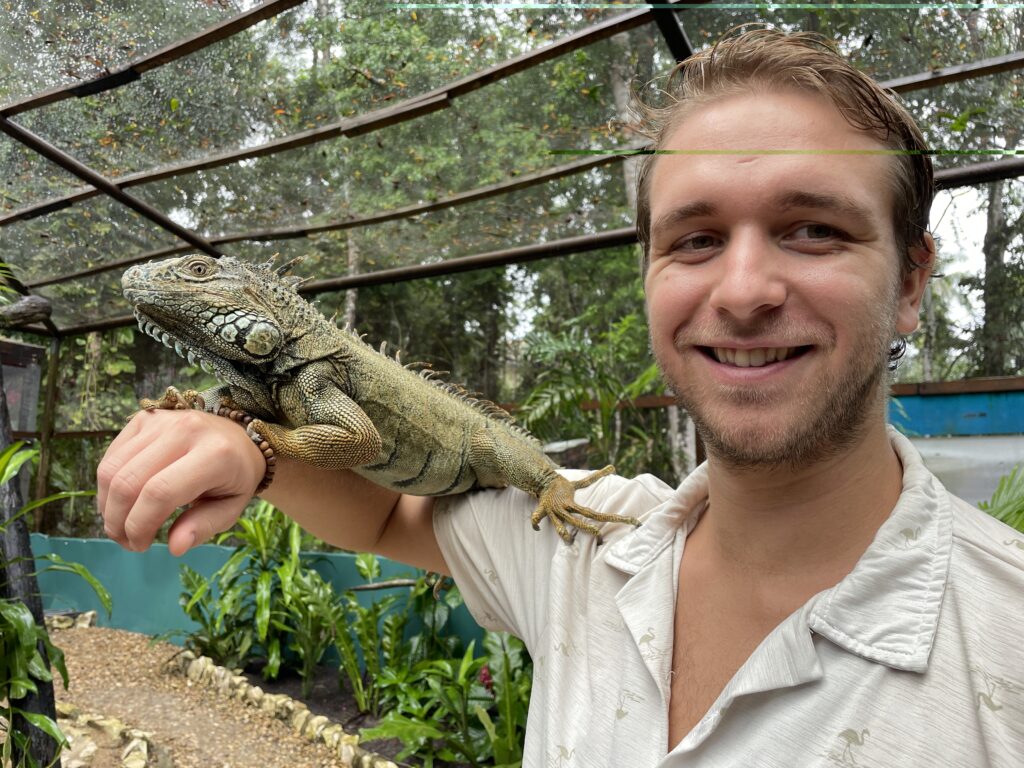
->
xmin=31 ymin=534 xmax=483 ymax=646
xmin=889 ymin=391 xmax=1024 ymax=437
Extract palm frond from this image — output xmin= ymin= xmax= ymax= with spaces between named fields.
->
xmin=979 ymin=465 xmax=1024 ymax=533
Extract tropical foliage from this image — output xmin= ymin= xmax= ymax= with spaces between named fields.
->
xmin=174 ymin=502 xmax=530 ymax=765
xmin=0 ymin=444 xmax=111 ymax=767
xmin=979 ymin=464 xmax=1024 ymax=533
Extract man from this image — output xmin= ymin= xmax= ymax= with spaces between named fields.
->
xmin=99 ymin=29 xmax=1023 ymax=766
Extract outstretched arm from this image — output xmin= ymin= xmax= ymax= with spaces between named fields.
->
xmin=97 ymin=408 xmax=447 ymax=574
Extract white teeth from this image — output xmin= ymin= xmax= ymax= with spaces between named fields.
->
xmin=713 ymin=346 xmax=796 ymax=367
xmin=187 ymin=351 xmax=197 ymax=366
xmin=174 ymin=341 xmax=184 ymax=356
xmin=200 ymin=360 xmax=214 ymax=374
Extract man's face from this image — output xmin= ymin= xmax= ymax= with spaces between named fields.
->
xmin=644 ymin=90 xmax=928 ymax=468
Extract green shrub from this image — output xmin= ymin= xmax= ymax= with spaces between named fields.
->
xmin=1 ymin=443 xmax=110 ymax=767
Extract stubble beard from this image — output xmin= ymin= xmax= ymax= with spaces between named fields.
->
xmin=659 ymin=309 xmax=897 ymax=471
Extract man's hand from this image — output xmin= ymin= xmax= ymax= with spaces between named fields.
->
xmin=97 ymin=408 xmax=266 ymax=556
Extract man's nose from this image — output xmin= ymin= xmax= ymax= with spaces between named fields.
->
xmin=707 ymin=235 xmax=788 ymax=320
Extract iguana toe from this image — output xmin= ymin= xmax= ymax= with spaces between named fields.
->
xmin=139 ymin=386 xmax=205 ymax=411
xmin=531 ymin=468 xmax=640 ymax=544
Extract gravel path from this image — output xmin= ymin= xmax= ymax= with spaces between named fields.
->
xmin=51 ymin=625 xmax=361 ymax=768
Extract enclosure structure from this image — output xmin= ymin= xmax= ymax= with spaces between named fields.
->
xmin=0 ymin=0 xmax=1022 ymax=518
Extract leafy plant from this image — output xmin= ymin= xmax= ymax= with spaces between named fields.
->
xmin=361 ymin=631 xmax=532 ymax=768
xmin=334 ymin=553 xmax=408 ymax=718
xmin=477 ymin=632 xmax=531 ymax=767
xmin=0 ymin=443 xmax=111 ymax=768
xmin=176 ymin=500 xmax=311 ymax=680
xmin=979 ymin=464 xmax=1024 ymax=532
xmin=520 ymin=314 xmax=669 ymax=480
xmin=0 ymin=599 xmax=69 ymax=767
xmin=175 ymin=564 xmax=254 ymax=669
xmin=280 ymin=565 xmax=345 ymax=698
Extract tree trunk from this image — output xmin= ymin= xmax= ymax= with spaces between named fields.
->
xmin=311 ymin=0 xmax=331 ymax=70
xmin=344 ymin=233 xmax=359 ymax=331
xmin=0 ymin=362 xmax=58 ymax=766
xmin=979 ymin=179 xmax=1010 ymax=376
xmin=343 ymin=179 xmax=359 ymax=330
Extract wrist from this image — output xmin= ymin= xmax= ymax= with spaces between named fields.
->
xmin=214 ymin=406 xmax=276 ymax=495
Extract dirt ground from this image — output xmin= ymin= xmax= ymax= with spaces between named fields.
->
xmin=50 ymin=625 xmax=404 ymax=768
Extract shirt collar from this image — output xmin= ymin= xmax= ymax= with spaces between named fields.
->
xmin=603 ymin=427 xmax=953 ymax=673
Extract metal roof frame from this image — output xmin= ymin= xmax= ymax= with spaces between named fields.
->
xmin=0 ymin=0 xmax=1022 ymax=340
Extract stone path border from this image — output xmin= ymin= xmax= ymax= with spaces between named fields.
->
xmin=163 ymin=651 xmax=397 ymax=768
xmin=57 ymin=700 xmax=170 ymax=768
xmin=46 ymin=611 xmax=166 ymax=768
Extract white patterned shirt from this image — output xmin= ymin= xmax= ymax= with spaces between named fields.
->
xmin=433 ymin=429 xmax=1024 ymax=767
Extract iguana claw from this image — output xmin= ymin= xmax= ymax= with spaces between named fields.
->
xmin=138 ymin=386 xmax=206 ymax=412
xmin=530 ymin=465 xmax=640 ymax=544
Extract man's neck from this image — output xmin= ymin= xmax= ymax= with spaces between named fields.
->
xmin=694 ymin=419 xmax=904 ymax=606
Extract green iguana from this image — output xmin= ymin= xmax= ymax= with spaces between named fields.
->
xmin=121 ymin=253 xmax=640 ymax=542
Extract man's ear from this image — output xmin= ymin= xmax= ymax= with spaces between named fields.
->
xmin=896 ymin=232 xmax=936 ymax=335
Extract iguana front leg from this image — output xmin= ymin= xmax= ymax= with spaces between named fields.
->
xmin=247 ymin=364 xmax=383 ymax=470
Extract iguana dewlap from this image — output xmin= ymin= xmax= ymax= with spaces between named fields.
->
xmin=121 ymin=254 xmax=640 ymax=542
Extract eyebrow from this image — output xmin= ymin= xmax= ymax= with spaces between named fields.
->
xmin=774 ymin=191 xmax=876 ymax=229
xmin=651 ymin=190 xmax=877 ymax=237
xmin=651 ymin=201 xmax=718 ymax=236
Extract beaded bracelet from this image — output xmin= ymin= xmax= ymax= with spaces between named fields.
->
xmin=214 ymin=405 xmax=277 ymax=494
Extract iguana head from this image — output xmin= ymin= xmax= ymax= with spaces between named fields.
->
xmin=122 ymin=254 xmax=314 ymax=382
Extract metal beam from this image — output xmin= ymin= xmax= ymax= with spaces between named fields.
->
xmin=48 ymin=149 xmax=1024 ymax=337
xmin=0 ymin=116 xmax=222 ymax=258
xmin=650 ymin=5 xmax=694 ymax=61
xmin=54 ymin=227 xmax=640 ymax=336
xmin=883 ymin=50 xmax=1024 ymax=94
xmin=933 ymin=156 xmax=1024 ymax=190
xmin=24 ymin=149 xmax=634 ymax=289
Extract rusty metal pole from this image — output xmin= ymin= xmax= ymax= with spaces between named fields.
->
xmin=33 ymin=336 xmax=61 ymax=526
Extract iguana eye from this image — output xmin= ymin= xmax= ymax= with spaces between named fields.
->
xmin=188 ymin=260 xmax=212 ymax=277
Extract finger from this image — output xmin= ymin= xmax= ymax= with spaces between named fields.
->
xmin=101 ymin=427 xmax=193 ymax=548
xmin=122 ymin=435 xmax=263 ymax=552
xmin=167 ymin=496 xmax=249 ymax=556
xmin=101 ymin=409 xmax=240 ymax=546
xmin=96 ymin=410 xmax=150 ymax=516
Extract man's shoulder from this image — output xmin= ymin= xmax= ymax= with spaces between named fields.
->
xmin=564 ymin=469 xmax=677 ymax=516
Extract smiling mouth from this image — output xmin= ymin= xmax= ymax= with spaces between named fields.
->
xmin=698 ymin=345 xmax=812 ymax=368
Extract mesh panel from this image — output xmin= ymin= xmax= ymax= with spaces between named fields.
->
xmin=678 ymin=2 xmax=1018 ymax=82
xmin=0 ymin=132 xmax=85 ymax=212
xmin=904 ymin=71 xmax=1024 ymax=171
xmin=13 ymin=2 xmax=626 ymax=179
xmin=0 ymin=0 xmax=256 ymax=105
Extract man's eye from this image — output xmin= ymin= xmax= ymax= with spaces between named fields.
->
xmin=676 ymin=234 xmax=719 ymax=251
xmin=792 ymin=223 xmax=840 ymax=240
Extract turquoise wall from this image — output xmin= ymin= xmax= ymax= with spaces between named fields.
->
xmin=890 ymin=391 xmax=1024 ymax=437
xmin=31 ymin=534 xmax=483 ymax=645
